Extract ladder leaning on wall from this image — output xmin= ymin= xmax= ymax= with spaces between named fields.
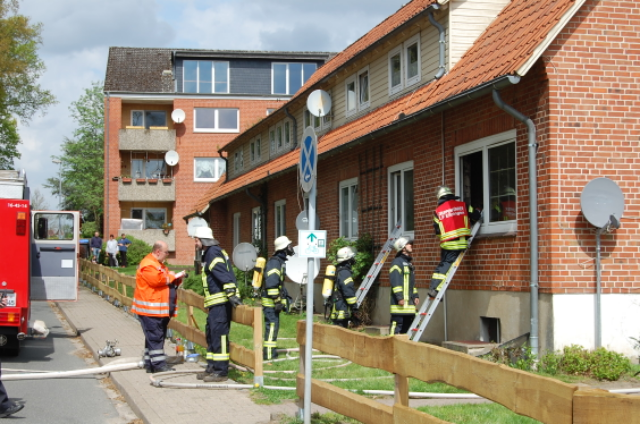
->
xmin=409 ymin=215 xmax=483 ymax=342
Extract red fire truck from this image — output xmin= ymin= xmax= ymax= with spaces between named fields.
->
xmin=0 ymin=170 xmax=79 ymax=355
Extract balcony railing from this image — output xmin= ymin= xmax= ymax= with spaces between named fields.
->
xmin=118 ymin=229 xmax=175 ymax=251
xmin=119 ymin=128 xmax=176 ymax=152
xmin=118 ymin=179 xmax=175 ymax=202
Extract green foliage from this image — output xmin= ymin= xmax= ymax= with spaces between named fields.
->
xmin=327 ymin=233 xmax=374 ymax=282
xmin=483 ymin=346 xmax=536 ymax=371
xmin=0 ymin=115 xmax=19 ymax=169
xmin=182 ymin=272 xmax=203 ymax=296
xmin=45 ymin=82 xmax=103 ymax=220
xmin=417 ymin=403 xmax=541 ymax=424
xmin=180 ymin=263 xmax=254 ymax=300
xmin=125 ymin=236 xmax=153 ymax=266
xmin=539 ymin=345 xmax=631 ymax=381
xmin=80 ymin=221 xmax=98 ymax=238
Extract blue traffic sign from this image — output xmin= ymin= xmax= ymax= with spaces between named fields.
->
xmin=299 ymin=127 xmax=318 ymax=193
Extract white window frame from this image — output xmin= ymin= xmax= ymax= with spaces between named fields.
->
xmin=193 ymin=108 xmax=239 ymax=133
xmin=251 ymin=206 xmax=261 ymax=244
xmin=183 ymin=60 xmax=230 ymax=94
xmin=274 ymin=199 xmax=286 ymax=237
xmin=345 ymin=67 xmax=370 ymax=117
xmin=234 ymin=150 xmax=244 ymax=172
xmin=339 ymin=178 xmax=359 ymax=240
xmin=131 ymin=208 xmax=167 ymax=230
xmin=357 ymin=66 xmax=370 ymax=110
xmin=388 ymin=33 xmax=422 ymax=96
xmin=233 ymin=212 xmax=241 ymax=248
xmin=454 ymin=130 xmax=517 ymax=236
xmin=304 ymin=109 xmax=321 ymax=130
xmin=271 ymin=62 xmax=317 ymax=95
xmin=250 ymin=137 xmax=261 ymax=164
xmin=388 ymin=161 xmax=414 ymax=237
xmin=388 ymin=45 xmax=403 ymax=95
xmin=345 ymin=74 xmax=357 ymax=117
xmin=194 ymin=157 xmax=225 ymax=182
xmin=131 ymin=110 xmax=167 ymax=128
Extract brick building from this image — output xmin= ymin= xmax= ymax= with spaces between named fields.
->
xmin=187 ymin=0 xmax=640 ymax=356
xmin=103 ymin=48 xmax=333 ymax=264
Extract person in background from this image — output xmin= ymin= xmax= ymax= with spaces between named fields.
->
xmin=330 ymin=246 xmax=359 ymax=329
xmin=132 ymin=240 xmax=185 ymax=373
xmin=90 ymin=231 xmax=102 ymax=264
xmin=117 ymin=233 xmax=132 ymax=268
xmin=106 ymin=235 xmax=118 ymax=267
xmin=0 ymin=294 xmax=24 ymax=418
xmin=389 ymin=237 xmax=419 ymax=335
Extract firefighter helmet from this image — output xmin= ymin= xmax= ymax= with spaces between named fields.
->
xmin=436 ymin=186 xmax=453 ymax=200
xmin=274 ymin=236 xmax=292 ymax=252
xmin=336 ymin=246 xmax=356 ymax=263
xmin=193 ymin=226 xmax=214 ymax=240
xmin=504 ymin=186 xmax=516 ymax=196
xmin=393 ymin=236 xmax=413 ymax=252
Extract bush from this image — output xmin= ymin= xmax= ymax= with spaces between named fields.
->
xmin=181 ymin=264 xmax=253 ymax=301
xmin=589 ymin=347 xmax=631 ymax=381
xmin=182 ymin=273 xmax=203 ymax=296
xmin=539 ymin=350 xmax=562 ymax=375
xmin=81 ymin=221 xmax=98 ymax=238
xmin=561 ymin=344 xmax=591 ymax=375
xmin=539 ymin=345 xmax=632 ymax=381
xmin=327 ymin=234 xmax=374 ymax=282
xmin=125 ymin=236 xmax=153 ymax=266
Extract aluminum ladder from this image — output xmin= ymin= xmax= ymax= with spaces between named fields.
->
xmin=408 ymin=217 xmax=482 ymax=341
xmin=355 ymin=220 xmax=404 ymax=308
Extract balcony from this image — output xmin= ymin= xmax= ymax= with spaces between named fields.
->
xmin=119 ymin=229 xmax=176 ymax=252
xmin=119 ymin=128 xmax=176 ymax=152
xmin=118 ymin=179 xmax=175 ymax=202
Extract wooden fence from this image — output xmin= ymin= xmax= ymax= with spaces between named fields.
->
xmin=297 ymin=321 xmax=640 ymax=424
xmin=79 ymin=259 xmax=263 ymax=384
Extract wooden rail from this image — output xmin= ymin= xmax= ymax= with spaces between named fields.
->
xmin=297 ymin=322 xmax=640 ymax=424
xmin=79 ymin=259 xmax=263 ymax=383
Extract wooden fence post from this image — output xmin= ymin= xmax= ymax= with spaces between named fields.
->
xmin=253 ymin=306 xmax=263 ymax=387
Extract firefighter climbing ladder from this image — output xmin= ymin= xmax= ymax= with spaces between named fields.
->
xmin=355 ymin=220 xmax=403 ymax=308
xmin=409 ymin=217 xmax=483 ymax=342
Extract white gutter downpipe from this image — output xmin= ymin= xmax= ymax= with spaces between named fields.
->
xmin=492 ymin=89 xmax=539 ymax=358
xmin=427 ymin=5 xmax=446 ymax=79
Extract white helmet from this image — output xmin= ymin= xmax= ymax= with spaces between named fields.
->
xmin=393 ymin=236 xmax=413 ymax=252
xmin=336 ymin=246 xmax=356 ymax=263
xmin=504 ymin=187 xmax=516 ymax=196
xmin=193 ymin=226 xmax=214 ymax=240
xmin=436 ymin=186 xmax=453 ymax=200
xmin=274 ymin=236 xmax=292 ymax=252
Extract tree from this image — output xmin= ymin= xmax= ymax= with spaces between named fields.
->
xmin=30 ymin=188 xmax=49 ymax=210
xmin=0 ymin=0 xmax=56 ymax=168
xmin=45 ymin=82 xmax=103 ymax=223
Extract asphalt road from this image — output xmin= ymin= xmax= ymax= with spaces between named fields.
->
xmin=1 ymin=301 xmax=139 ymax=424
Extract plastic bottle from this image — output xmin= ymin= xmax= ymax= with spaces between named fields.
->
xmin=176 ymin=337 xmax=184 ymax=356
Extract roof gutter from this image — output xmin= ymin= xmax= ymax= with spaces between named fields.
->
xmin=427 ymin=5 xmax=446 ymax=79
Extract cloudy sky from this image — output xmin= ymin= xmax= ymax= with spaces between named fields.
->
xmin=14 ymin=0 xmax=408 ymax=207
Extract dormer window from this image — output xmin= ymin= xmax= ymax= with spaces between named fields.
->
xmin=272 ymin=62 xmax=317 ymax=95
xmin=388 ymin=33 xmax=421 ymax=96
xmin=345 ymin=67 xmax=370 ymax=117
xmin=184 ymin=60 xmax=229 ymax=94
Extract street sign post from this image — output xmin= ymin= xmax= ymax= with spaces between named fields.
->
xmin=298 ymin=230 xmax=327 ymax=258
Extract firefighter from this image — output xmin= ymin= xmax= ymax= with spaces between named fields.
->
xmin=330 ymin=246 xmax=359 ymax=328
xmin=389 ymin=237 xmax=419 ymax=334
xmin=193 ymin=226 xmax=242 ymax=382
xmin=262 ymin=236 xmax=294 ymax=361
xmin=492 ymin=186 xmax=516 ymax=221
xmin=428 ymin=186 xmax=481 ymax=299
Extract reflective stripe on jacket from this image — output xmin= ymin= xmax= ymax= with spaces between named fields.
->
xmin=389 ymin=254 xmax=418 ymax=315
xmin=262 ymin=252 xmax=287 ymax=308
xmin=434 ymin=200 xmax=473 ymax=250
xmin=133 ymin=253 xmax=176 ymax=317
xmin=201 ymin=246 xmax=237 ymax=308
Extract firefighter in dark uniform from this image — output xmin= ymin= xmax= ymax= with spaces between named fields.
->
xmin=262 ymin=236 xmax=294 ymax=360
xmin=193 ymin=226 xmax=242 ymax=382
xmin=428 ymin=186 xmax=481 ymax=299
xmin=330 ymin=246 xmax=359 ymax=328
xmin=389 ymin=237 xmax=419 ymax=335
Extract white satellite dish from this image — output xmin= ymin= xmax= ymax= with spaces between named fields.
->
xmin=286 ymin=246 xmax=319 ymax=284
xmin=580 ymin=177 xmax=624 ymax=229
xmin=186 ymin=217 xmax=208 ymax=237
xmin=232 ymin=242 xmax=258 ymax=272
xmin=171 ymin=109 xmax=186 ymax=124
xmin=306 ymin=90 xmax=332 ymax=118
xmin=295 ymin=210 xmax=320 ymax=231
xmin=165 ymin=150 xmax=180 ymax=166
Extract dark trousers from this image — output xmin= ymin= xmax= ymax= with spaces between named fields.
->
xmin=430 ymin=249 xmax=464 ymax=291
xmin=390 ymin=314 xmax=414 ymax=335
xmin=0 ymin=359 xmax=13 ymax=412
xmin=119 ymin=251 xmax=128 ymax=267
xmin=263 ymin=306 xmax=280 ymax=360
xmin=205 ymin=303 xmax=231 ymax=375
xmin=138 ymin=315 xmax=169 ymax=371
xmin=108 ymin=253 xmax=116 ymax=267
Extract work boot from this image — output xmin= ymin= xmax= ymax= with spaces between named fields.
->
xmin=166 ymin=356 xmax=184 ymax=365
xmin=0 ymin=404 xmax=24 ymax=418
xmin=196 ymin=368 xmax=215 ymax=380
xmin=427 ymin=289 xmax=438 ymax=299
xmin=203 ymin=373 xmax=228 ymax=383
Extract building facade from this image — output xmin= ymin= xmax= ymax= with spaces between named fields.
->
xmin=103 ymin=48 xmax=333 ymax=264
xmin=188 ymin=0 xmax=640 ymax=357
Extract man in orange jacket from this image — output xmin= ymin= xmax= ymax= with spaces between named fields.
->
xmin=133 ymin=240 xmax=185 ymax=373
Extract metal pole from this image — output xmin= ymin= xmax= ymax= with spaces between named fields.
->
xmin=303 ymin=181 xmax=316 ymax=424
xmin=595 ymin=229 xmax=602 ymax=348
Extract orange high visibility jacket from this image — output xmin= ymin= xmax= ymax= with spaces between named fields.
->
xmin=132 ymin=253 xmax=177 ymax=317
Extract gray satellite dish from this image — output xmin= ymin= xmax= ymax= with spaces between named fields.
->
xmin=171 ymin=109 xmax=186 ymax=124
xmin=165 ymin=150 xmax=180 ymax=166
xmin=295 ymin=210 xmax=321 ymax=231
xmin=186 ymin=217 xmax=208 ymax=237
xmin=286 ymin=246 xmax=319 ymax=284
xmin=580 ymin=177 xmax=624 ymax=229
xmin=232 ymin=242 xmax=258 ymax=272
xmin=306 ymin=90 xmax=332 ymax=118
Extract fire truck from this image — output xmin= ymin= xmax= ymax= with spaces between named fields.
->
xmin=0 ymin=170 xmax=79 ymax=355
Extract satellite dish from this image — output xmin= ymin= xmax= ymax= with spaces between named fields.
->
xmin=165 ymin=150 xmax=180 ymax=166
xmin=306 ymin=90 xmax=332 ymax=118
xmin=285 ymin=246 xmax=319 ymax=284
xmin=186 ymin=217 xmax=208 ymax=237
xmin=171 ymin=109 xmax=185 ymax=124
xmin=295 ymin=210 xmax=320 ymax=231
xmin=580 ymin=177 xmax=624 ymax=229
xmin=232 ymin=242 xmax=258 ymax=272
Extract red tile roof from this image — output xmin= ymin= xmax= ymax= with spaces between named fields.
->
xmin=189 ymin=0 xmax=581 ymax=216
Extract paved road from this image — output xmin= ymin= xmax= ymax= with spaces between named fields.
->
xmin=1 ymin=301 xmax=139 ymax=424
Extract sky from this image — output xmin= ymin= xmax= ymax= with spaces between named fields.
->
xmin=13 ymin=0 xmax=408 ymax=209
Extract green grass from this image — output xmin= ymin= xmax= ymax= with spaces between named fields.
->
xmin=417 ymin=403 xmax=541 ymax=424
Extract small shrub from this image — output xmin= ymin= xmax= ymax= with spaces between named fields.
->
xmin=125 ymin=237 xmax=153 ymax=266
xmin=589 ymin=347 xmax=631 ymax=381
xmin=81 ymin=221 xmax=98 ymax=238
xmin=539 ymin=350 xmax=562 ymax=375
xmin=182 ymin=273 xmax=203 ymax=296
xmin=561 ymin=345 xmax=591 ymax=375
